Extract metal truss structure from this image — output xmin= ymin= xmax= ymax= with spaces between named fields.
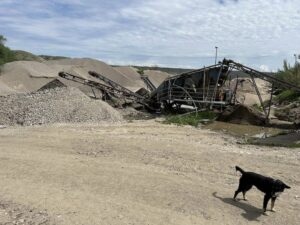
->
xmin=58 ymin=59 xmax=300 ymax=118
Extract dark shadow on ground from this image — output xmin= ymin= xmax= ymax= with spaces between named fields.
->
xmin=213 ymin=192 xmax=263 ymax=221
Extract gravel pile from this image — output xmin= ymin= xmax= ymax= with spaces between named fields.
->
xmin=0 ymin=87 xmax=123 ymax=126
xmin=275 ymin=101 xmax=300 ymax=124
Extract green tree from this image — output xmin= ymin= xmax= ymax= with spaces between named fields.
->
xmin=0 ymin=35 xmax=15 ymax=66
xmin=0 ymin=35 xmax=7 ymax=45
xmin=275 ymin=60 xmax=300 ymax=86
xmin=274 ymin=60 xmax=300 ymax=102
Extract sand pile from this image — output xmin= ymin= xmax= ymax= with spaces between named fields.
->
xmin=144 ymin=70 xmax=170 ymax=88
xmin=1 ymin=61 xmax=57 ymax=78
xmin=114 ymin=66 xmax=147 ymax=91
xmin=0 ymin=87 xmax=123 ymax=126
xmin=230 ymin=78 xmax=270 ymax=106
xmin=0 ymin=61 xmax=57 ymax=93
xmin=0 ymin=80 xmax=18 ymax=96
xmin=45 ymin=58 xmax=134 ymax=86
xmin=0 ymin=58 xmax=172 ymax=97
xmin=218 ymin=105 xmax=266 ymax=125
xmin=0 ymin=58 xmax=173 ymax=104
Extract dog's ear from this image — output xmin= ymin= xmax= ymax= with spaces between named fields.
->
xmin=284 ymin=184 xmax=291 ymax=189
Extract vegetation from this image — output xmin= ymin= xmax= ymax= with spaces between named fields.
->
xmin=137 ymin=68 xmax=144 ymax=75
xmin=0 ymin=35 xmax=16 ymax=66
xmin=273 ymin=60 xmax=300 ymax=103
xmin=39 ymin=55 xmax=68 ymax=60
xmin=274 ymin=89 xmax=300 ymax=103
xmin=0 ymin=35 xmax=6 ymax=45
xmin=163 ymin=111 xmax=217 ymax=127
xmin=275 ymin=60 xmax=300 ymax=87
xmin=252 ymin=103 xmax=264 ymax=112
xmin=0 ymin=35 xmax=69 ymax=66
xmin=13 ymin=50 xmax=44 ymax=62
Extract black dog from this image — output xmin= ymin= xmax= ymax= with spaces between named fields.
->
xmin=233 ymin=166 xmax=290 ymax=214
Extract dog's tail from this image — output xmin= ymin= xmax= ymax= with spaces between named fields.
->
xmin=235 ymin=166 xmax=245 ymax=174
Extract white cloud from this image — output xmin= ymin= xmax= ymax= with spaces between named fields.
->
xmin=0 ymin=0 xmax=300 ymax=69
xmin=259 ymin=65 xmax=270 ymax=72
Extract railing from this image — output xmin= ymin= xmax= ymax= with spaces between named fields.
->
xmin=154 ymin=86 xmax=230 ymax=106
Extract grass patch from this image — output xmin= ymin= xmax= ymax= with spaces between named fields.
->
xmin=286 ymin=143 xmax=300 ymax=148
xmin=252 ymin=104 xmax=264 ymax=112
xmin=274 ymin=90 xmax=300 ymax=103
xmin=163 ymin=111 xmax=217 ymax=127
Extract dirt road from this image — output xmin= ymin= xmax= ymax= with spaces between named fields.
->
xmin=0 ymin=120 xmax=299 ymax=224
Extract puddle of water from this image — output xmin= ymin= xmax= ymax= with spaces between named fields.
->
xmin=205 ymin=121 xmax=299 ymax=147
xmin=204 ymin=121 xmax=284 ymax=138
xmin=251 ymin=132 xmax=300 ymax=147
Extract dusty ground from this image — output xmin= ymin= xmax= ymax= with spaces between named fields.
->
xmin=0 ymin=120 xmax=299 ymax=225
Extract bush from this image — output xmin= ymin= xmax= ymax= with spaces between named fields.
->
xmin=275 ymin=60 xmax=300 ymax=87
xmin=163 ymin=111 xmax=217 ymax=127
xmin=274 ymin=90 xmax=300 ymax=103
xmin=0 ymin=35 xmax=16 ymax=66
xmin=137 ymin=69 xmax=144 ymax=75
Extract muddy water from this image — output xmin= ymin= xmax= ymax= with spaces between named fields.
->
xmin=251 ymin=132 xmax=300 ymax=147
xmin=204 ymin=121 xmax=300 ymax=147
xmin=204 ymin=121 xmax=284 ymax=137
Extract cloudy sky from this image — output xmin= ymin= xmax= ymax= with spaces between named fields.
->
xmin=0 ymin=0 xmax=300 ymax=71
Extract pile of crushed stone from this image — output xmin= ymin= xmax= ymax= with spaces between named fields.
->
xmin=0 ymin=87 xmax=123 ymax=126
xmin=275 ymin=101 xmax=300 ymax=124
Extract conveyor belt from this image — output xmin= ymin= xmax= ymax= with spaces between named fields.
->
xmin=140 ymin=75 xmax=156 ymax=92
xmin=88 ymin=71 xmax=145 ymax=102
xmin=58 ymin=72 xmax=144 ymax=103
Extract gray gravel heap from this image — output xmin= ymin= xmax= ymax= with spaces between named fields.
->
xmin=0 ymin=87 xmax=123 ymax=126
xmin=275 ymin=101 xmax=300 ymax=124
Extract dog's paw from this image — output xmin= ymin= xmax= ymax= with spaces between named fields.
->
xmin=243 ymin=198 xmax=248 ymax=201
xmin=271 ymin=208 xmax=276 ymax=212
xmin=233 ymin=198 xmax=238 ymax=202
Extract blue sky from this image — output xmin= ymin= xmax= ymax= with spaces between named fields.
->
xmin=0 ymin=0 xmax=300 ymax=71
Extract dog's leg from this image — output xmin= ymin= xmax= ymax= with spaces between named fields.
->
xmin=242 ymin=184 xmax=252 ymax=201
xmin=233 ymin=190 xmax=240 ymax=201
xmin=234 ymin=180 xmax=244 ymax=201
xmin=263 ymin=194 xmax=271 ymax=215
xmin=271 ymin=197 xmax=277 ymax=212
xmin=233 ymin=188 xmax=242 ymax=201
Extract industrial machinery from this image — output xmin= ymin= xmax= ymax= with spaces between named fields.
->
xmin=59 ymin=59 xmax=300 ymax=118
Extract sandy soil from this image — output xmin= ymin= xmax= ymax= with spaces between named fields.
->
xmin=0 ymin=120 xmax=299 ymax=225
